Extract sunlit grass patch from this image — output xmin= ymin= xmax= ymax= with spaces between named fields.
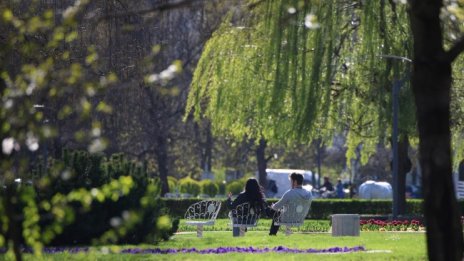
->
xmin=14 ymin=230 xmax=427 ymax=261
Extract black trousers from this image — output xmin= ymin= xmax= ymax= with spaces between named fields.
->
xmin=265 ymin=207 xmax=280 ymax=235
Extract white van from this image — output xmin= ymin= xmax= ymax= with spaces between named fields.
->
xmin=261 ymin=169 xmax=316 ymax=198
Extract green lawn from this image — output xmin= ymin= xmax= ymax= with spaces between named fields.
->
xmin=5 ymin=219 xmax=427 ymax=261
xmin=177 ymin=218 xmax=331 ymax=232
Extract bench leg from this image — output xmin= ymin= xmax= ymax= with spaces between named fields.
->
xmin=285 ymin=226 xmax=292 ymax=236
xmin=196 ymin=224 xmax=204 ymax=237
xmin=239 ymin=226 xmax=246 ymax=237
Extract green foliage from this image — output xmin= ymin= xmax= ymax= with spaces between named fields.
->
xmin=226 ymin=176 xmax=252 ymax=195
xmin=46 ymin=151 xmax=173 ymax=245
xmin=200 ymin=179 xmax=219 ymax=197
xmin=0 ymin=150 xmax=176 ymax=257
xmin=0 ymin=1 xmax=117 ymax=257
xmin=168 ymin=176 xmax=178 ymax=192
xmin=226 ymin=180 xmax=245 ymax=195
xmin=185 ymin=0 xmax=416 ymax=168
xmin=178 ymin=177 xmax=201 ymax=196
xmin=452 ymin=55 xmax=464 ymax=168
xmin=216 ymin=180 xmax=226 ymax=195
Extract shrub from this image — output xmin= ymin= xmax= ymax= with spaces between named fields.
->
xmin=161 ymin=198 xmax=425 ymax=219
xmin=226 ymin=180 xmax=244 ymax=195
xmin=178 ymin=177 xmax=201 ymax=196
xmin=216 ymin=180 xmax=226 ymax=195
xmin=200 ymin=180 xmax=219 ymax=197
xmin=167 ymin=176 xmax=178 ymax=192
xmin=31 ymin=150 xmax=176 ymax=245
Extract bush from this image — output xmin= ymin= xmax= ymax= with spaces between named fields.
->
xmin=167 ymin=176 xmax=178 ymax=192
xmin=216 ymin=180 xmax=226 ymax=195
xmin=161 ymin=198 xmax=425 ymax=219
xmin=31 ymin=150 xmax=176 ymax=245
xmin=200 ymin=180 xmax=219 ymax=197
xmin=178 ymin=177 xmax=201 ymax=196
xmin=226 ymin=180 xmax=245 ymax=195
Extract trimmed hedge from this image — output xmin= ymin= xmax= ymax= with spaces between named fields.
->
xmin=226 ymin=180 xmax=245 ymax=195
xmin=178 ymin=177 xmax=201 ymax=196
xmin=162 ymin=198 xmax=425 ymax=220
xmin=200 ymin=180 xmax=219 ymax=197
xmin=31 ymin=150 xmax=176 ymax=246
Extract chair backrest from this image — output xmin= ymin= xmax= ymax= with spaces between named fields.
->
xmin=456 ymin=181 xmax=464 ymax=199
xmin=184 ymin=200 xmax=222 ymax=221
xmin=229 ymin=202 xmax=260 ymax=227
xmin=273 ymin=200 xmax=311 ymax=226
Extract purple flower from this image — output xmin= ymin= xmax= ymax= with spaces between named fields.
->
xmin=120 ymin=245 xmax=366 ymax=255
xmin=5 ymin=245 xmax=365 ymax=255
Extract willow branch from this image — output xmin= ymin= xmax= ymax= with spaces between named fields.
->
xmin=247 ymin=0 xmax=267 ymax=10
xmin=100 ymin=0 xmax=206 ymax=20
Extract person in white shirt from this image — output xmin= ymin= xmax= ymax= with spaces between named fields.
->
xmin=268 ymin=173 xmax=313 ymax=235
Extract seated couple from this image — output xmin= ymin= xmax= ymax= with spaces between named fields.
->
xmin=226 ymin=173 xmax=313 ymax=236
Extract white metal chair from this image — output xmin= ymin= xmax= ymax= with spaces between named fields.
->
xmin=456 ymin=181 xmax=464 ymax=199
xmin=163 ymin=192 xmax=180 ymax=198
xmin=229 ymin=202 xmax=261 ymax=236
xmin=184 ymin=200 xmax=222 ymax=237
xmin=273 ymin=200 xmax=311 ymax=235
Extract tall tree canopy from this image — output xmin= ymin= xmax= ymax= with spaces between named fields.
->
xmin=185 ymin=0 xmax=415 ymax=188
xmin=186 ymin=0 xmax=464 ymax=259
xmin=186 ymin=0 xmax=413 ymax=162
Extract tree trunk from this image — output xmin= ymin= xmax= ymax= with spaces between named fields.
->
xmin=316 ymin=139 xmax=323 ymax=188
xmin=156 ymin=135 xmax=170 ymax=195
xmin=4 ymin=186 xmax=22 ymax=261
xmin=256 ymin=138 xmax=267 ymax=188
xmin=204 ymin=124 xmax=213 ymax=172
xmin=195 ymin=121 xmax=213 ymax=172
xmin=409 ymin=1 xmax=463 ymax=260
xmin=397 ymin=135 xmax=411 ymax=215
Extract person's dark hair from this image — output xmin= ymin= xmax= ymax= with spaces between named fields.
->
xmin=244 ymin=178 xmax=264 ymax=201
xmin=289 ymin=173 xmax=304 ymax=185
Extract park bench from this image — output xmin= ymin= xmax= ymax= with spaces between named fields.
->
xmin=229 ymin=202 xmax=261 ymax=236
xmin=184 ymin=200 xmax=222 ymax=237
xmin=272 ymin=200 xmax=311 ymax=236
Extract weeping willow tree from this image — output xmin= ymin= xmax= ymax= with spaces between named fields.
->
xmin=186 ymin=1 xmax=341 ymax=187
xmin=186 ymin=0 xmax=413 ymax=187
xmin=187 ymin=0 xmax=464 ymax=258
xmin=335 ymin=1 xmax=416 ymax=215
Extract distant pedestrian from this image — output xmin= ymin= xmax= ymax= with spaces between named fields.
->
xmin=336 ymin=179 xmax=344 ymax=198
xmin=320 ymin=177 xmax=334 ymax=192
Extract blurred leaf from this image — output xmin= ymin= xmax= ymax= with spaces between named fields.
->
xmin=2 ymin=9 xmax=13 ymax=22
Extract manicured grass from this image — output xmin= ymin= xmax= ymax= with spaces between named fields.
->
xmin=7 ymin=219 xmax=427 ymax=261
xmin=177 ymin=218 xmax=331 ymax=232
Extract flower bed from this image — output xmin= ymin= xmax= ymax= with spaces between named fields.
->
xmin=360 ymin=219 xmax=424 ymax=231
xmin=121 ymin=246 xmax=366 ymax=254
xmin=0 ymin=246 xmax=366 ymax=255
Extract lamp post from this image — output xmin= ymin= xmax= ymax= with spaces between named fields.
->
xmin=379 ymin=55 xmax=412 ymax=218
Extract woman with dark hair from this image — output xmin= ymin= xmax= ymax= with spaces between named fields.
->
xmin=227 ymin=178 xmax=267 ymax=236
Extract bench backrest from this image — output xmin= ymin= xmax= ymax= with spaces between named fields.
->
xmin=273 ymin=200 xmax=311 ymax=226
xmin=229 ymin=202 xmax=260 ymax=227
xmin=184 ymin=200 xmax=222 ymax=221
